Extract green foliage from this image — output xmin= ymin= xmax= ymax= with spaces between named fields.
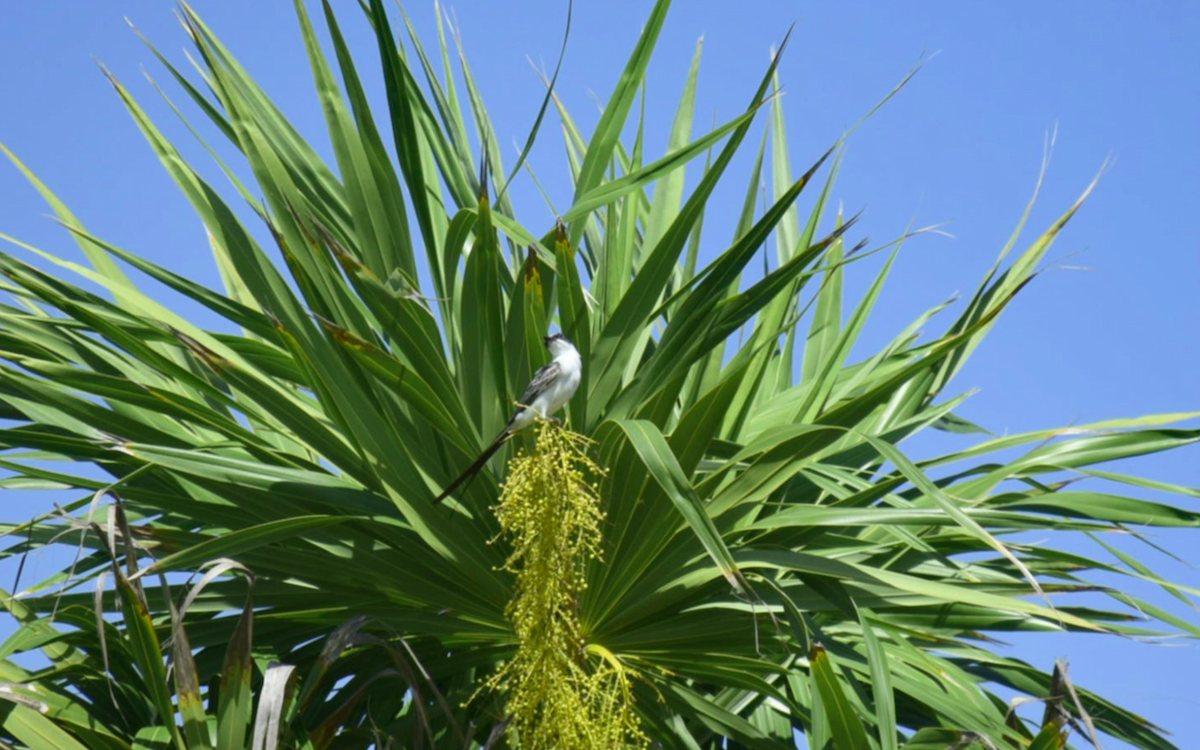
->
xmin=0 ymin=1 xmax=1196 ymax=748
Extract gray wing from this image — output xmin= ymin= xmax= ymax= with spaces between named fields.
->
xmin=515 ymin=361 xmax=561 ymax=410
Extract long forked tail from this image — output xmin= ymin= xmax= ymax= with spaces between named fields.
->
xmin=433 ymin=431 xmax=511 ymax=504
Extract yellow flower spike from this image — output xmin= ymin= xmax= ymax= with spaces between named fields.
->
xmin=484 ymin=421 xmax=647 ymax=750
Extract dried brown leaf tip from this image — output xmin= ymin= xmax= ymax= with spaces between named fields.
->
xmin=523 ymin=245 xmax=541 ymax=284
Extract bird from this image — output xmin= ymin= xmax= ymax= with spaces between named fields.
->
xmin=434 ymin=333 xmax=582 ymax=503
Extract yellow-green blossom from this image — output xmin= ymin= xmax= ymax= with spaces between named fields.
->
xmin=486 ymin=422 xmax=646 ymax=750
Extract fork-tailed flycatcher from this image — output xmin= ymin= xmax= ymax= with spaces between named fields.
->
xmin=434 ymin=333 xmax=582 ymax=503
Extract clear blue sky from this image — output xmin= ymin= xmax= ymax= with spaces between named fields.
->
xmin=2 ymin=2 xmax=1198 ymax=748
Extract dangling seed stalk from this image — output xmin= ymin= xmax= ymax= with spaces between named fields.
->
xmin=485 ymin=422 xmax=646 ymax=750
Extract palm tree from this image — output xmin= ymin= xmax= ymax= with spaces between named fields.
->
xmin=1 ymin=2 xmax=1196 ymax=749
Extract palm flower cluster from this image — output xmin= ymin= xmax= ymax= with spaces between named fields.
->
xmin=485 ymin=423 xmax=645 ymax=750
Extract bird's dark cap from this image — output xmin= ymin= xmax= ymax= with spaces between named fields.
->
xmin=544 ymin=332 xmax=572 ymax=347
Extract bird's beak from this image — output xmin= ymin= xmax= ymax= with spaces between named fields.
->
xmin=543 ymin=335 xmax=552 ymax=346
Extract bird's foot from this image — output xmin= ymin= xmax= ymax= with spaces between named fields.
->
xmin=548 ymin=416 xmax=563 ymax=428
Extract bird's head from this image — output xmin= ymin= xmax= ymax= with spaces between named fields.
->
xmin=544 ymin=332 xmax=574 ymax=356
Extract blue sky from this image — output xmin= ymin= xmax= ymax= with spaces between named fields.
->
xmin=1 ymin=2 xmax=1198 ymax=748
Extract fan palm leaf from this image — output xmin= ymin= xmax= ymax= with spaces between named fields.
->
xmin=0 ymin=2 xmax=1196 ymax=749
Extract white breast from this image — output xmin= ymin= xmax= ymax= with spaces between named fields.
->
xmin=532 ymin=350 xmax=581 ymax=418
